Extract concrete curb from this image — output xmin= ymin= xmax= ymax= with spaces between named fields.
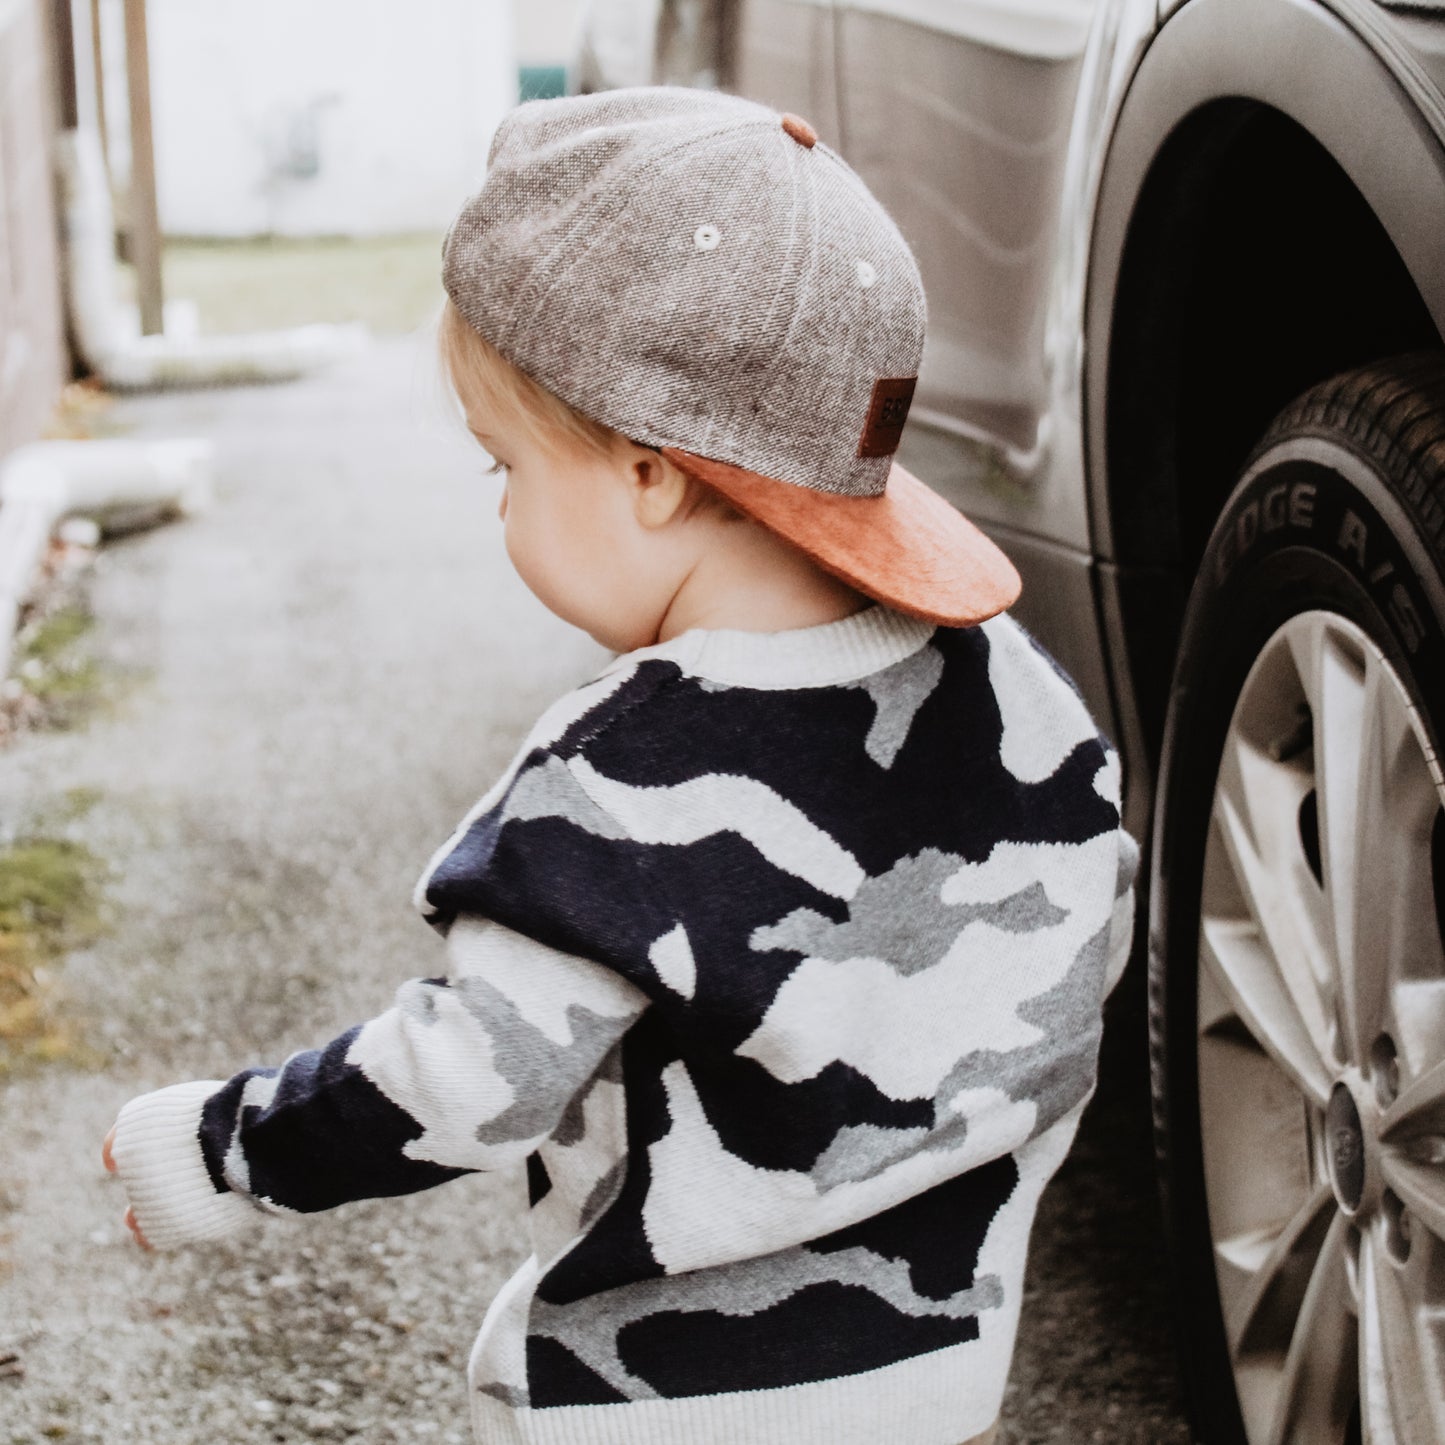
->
xmin=0 ymin=437 xmax=213 ymax=677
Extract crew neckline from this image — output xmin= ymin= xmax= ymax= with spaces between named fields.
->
xmin=596 ymin=604 xmax=938 ymax=690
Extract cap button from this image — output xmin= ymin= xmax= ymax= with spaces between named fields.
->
xmin=781 ymin=113 xmax=817 ymax=149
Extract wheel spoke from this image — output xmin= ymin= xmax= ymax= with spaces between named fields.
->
xmin=1200 ymin=915 xmax=1333 ymax=1106
xmin=1211 ymin=730 xmax=1336 ymax=1092
xmin=1214 ymin=726 xmax=1323 ymax=977
xmin=1338 ymin=658 xmax=1443 ymax=1071
xmin=1358 ymin=1227 xmax=1445 ymax=1444
xmin=1317 ymin=639 xmax=1423 ymax=1071
xmin=1282 ymin=614 xmax=1323 ymax=709
xmin=1381 ymin=1059 xmax=1445 ymax=1141
xmin=1265 ymin=1211 xmax=1357 ymax=1445
xmin=1221 ymin=1181 xmax=1335 ymax=1354
xmin=1313 ymin=628 xmax=1370 ymax=1059
xmin=1379 ymin=1152 xmax=1445 ymax=1246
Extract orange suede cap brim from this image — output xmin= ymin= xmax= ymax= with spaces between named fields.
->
xmin=661 ymin=447 xmax=1023 ymax=628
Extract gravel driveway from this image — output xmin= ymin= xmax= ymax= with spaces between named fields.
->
xmin=0 ymin=336 xmax=1192 ymax=1444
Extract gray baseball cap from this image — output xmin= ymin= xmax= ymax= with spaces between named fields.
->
xmin=441 ymin=85 xmax=1020 ymax=627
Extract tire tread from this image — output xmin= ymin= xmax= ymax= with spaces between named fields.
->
xmin=1253 ymin=353 xmax=1445 ymax=561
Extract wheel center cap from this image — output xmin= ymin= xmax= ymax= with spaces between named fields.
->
xmin=1327 ymin=1081 xmax=1367 ymax=1213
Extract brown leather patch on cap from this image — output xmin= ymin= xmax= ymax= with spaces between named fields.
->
xmin=857 ymin=377 xmax=917 ymax=458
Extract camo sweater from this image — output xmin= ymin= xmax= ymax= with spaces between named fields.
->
xmin=112 ymin=603 xmax=1138 ymax=1445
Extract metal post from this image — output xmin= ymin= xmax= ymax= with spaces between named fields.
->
xmin=90 ymin=0 xmax=110 ymax=175
xmin=50 ymin=0 xmax=79 ymax=129
xmin=122 ymin=0 xmax=162 ymax=336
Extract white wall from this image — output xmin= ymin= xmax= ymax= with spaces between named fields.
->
xmin=79 ymin=0 xmax=516 ymax=238
xmin=514 ymin=0 xmax=587 ymax=66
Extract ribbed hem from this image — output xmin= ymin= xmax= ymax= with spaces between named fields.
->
xmin=111 ymin=1080 xmax=259 ymax=1249
xmin=601 ymin=604 xmax=936 ymax=690
xmin=470 ymin=1331 xmax=1010 ymax=1445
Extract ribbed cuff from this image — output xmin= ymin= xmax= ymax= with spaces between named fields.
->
xmin=111 ymin=1080 xmax=259 ymax=1250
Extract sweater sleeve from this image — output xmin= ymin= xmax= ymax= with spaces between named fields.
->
xmin=1103 ymin=825 xmax=1141 ymax=996
xmin=110 ymin=914 xmax=649 ymax=1250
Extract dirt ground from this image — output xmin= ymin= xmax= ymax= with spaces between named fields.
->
xmin=0 ymin=335 xmax=1193 ymax=1444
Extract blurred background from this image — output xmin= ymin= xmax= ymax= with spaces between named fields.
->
xmin=6 ymin=0 xmax=529 ymax=408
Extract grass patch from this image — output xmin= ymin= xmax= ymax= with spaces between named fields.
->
xmin=21 ymin=607 xmax=90 ymax=664
xmin=114 ymin=232 xmax=448 ymax=337
xmin=0 ymin=833 xmax=109 ymax=1075
xmin=7 ymin=604 xmax=105 ymax=731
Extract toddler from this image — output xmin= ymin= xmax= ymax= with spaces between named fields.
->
xmin=106 ymin=86 xmax=1138 ymax=1445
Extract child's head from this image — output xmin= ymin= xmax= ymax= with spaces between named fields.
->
xmin=439 ymin=296 xmax=857 ymax=653
xmin=437 ymin=87 xmax=1022 ymax=644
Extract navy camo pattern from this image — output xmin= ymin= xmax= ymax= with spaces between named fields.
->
xmin=195 ymin=613 xmax=1137 ymax=1408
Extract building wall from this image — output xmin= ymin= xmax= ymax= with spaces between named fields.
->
xmin=0 ymin=0 xmax=68 ymax=456
xmin=85 ymin=0 xmax=517 ymax=239
xmin=515 ymin=0 xmax=587 ymax=67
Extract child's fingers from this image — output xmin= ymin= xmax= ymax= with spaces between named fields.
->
xmin=104 ymin=1122 xmax=151 ymax=1248
xmin=123 ymin=1205 xmax=152 ymax=1252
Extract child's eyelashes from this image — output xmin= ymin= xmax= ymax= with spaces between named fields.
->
xmin=482 ymin=458 xmax=508 ymax=476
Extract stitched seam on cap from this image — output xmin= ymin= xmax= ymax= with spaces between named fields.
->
xmin=490 ymin=125 xmax=708 ymax=353
xmin=700 ymin=128 xmax=809 ymax=459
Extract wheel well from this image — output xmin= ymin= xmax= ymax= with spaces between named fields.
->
xmin=1104 ymin=98 xmax=1441 ymax=767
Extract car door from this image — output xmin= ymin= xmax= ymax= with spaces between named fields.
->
xmin=832 ymin=0 xmax=1097 ymax=539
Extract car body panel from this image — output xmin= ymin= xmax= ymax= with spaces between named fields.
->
xmin=837 ymin=12 xmax=1083 ymax=456
xmin=735 ymin=1 xmax=1149 ymax=557
xmin=732 ymin=0 xmax=843 ymax=144
xmin=833 ymin=0 xmax=1095 ymax=549
xmin=1088 ymin=0 xmax=1445 ymax=563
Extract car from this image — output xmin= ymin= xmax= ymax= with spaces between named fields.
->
xmin=578 ymin=2 xmax=1445 ymax=1441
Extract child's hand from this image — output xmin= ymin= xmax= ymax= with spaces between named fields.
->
xmin=102 ymin=1124 xmax=153 ymax=1252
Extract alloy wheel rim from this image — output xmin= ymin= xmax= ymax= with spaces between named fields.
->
xmin=1196 ymin=609 xmax=1445 ymax=1445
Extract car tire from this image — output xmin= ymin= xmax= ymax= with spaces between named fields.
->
xmin=1149 ymin=353 xmax=1445 ymax=1445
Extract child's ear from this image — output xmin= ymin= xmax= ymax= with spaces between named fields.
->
xmin=629 ymin=448 xmax=689 ymax=529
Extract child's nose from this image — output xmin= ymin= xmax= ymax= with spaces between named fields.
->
xmin=497 ymin=484 xmax=508 ymax=522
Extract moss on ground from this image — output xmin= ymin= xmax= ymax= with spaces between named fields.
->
xmin=21 ymin=608 xmax=90 ymax=661
xmin=5 ymin=603 xmax=108 ymax=735
xmin=0 ymin=816 xmax=110 ymax=1074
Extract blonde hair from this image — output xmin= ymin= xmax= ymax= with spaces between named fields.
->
xmin=436 ymin=297 xmax=739 ymax=520
xmin=437 ymin=296 xmax=616 ymax=459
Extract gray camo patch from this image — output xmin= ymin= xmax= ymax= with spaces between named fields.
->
xmin=923 ymin=913 xmax=1113 ymax=1153
xmin=476 ymin=1382 xmax=528 ymax=1408
xmin=502 ymin=755 xmax=626 ymax=838
xmin=397 ymin=974 xmax=636 ymax=1147
xmin=751 ymin=848 xmax=1068 ymax=976
xmin=844 ymin=642 xmax=944 ymax=767
xmin=552 ymin=1045 xmax=620 ymax=1148
xmin=801 ymin=912 xmax=1113 ymax=1191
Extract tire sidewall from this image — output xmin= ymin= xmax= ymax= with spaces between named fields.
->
xmin=1149 ymin=427 xmax=1445 ymax=1444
